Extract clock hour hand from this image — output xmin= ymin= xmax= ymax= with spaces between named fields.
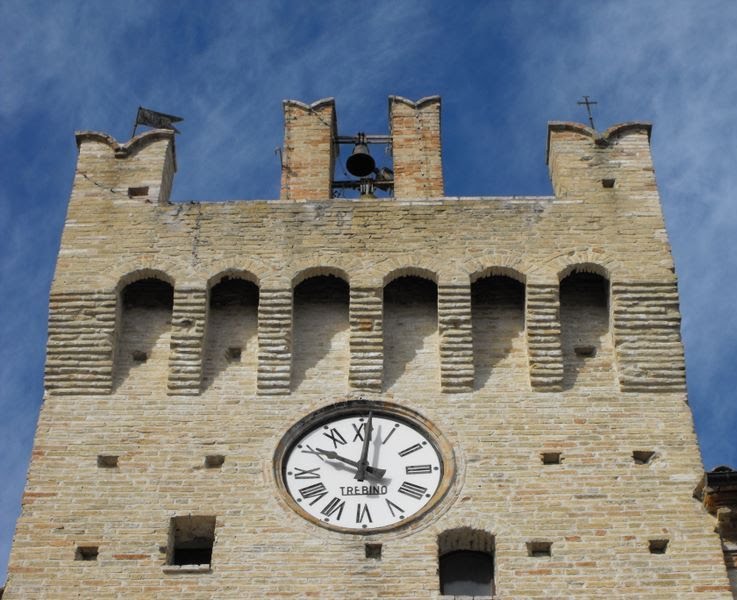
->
xmin=315 ymin=447 xmax=386 ymax=479
xmin=354 ymin=411 xmax=373 ymax=482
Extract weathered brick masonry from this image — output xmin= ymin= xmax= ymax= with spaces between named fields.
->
xmin=4 ymin=96 xmax=733 ymax=598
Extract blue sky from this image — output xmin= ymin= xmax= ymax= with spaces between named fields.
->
xmin=1 ymin=0 xmax=736 ymax=581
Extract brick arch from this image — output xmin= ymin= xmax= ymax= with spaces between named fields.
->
xmin=207 ymin=268 xmax=260 ymax=289
xmin=382 ymin=266 xmax=438 ymax=287
xmin=115 ymin=268 xmax=175 ymax=294
xmin=462 ymin=253 xmax=529 ymax=286
xmin=108 ymin=255 xmax=185 ymax=290
xmin=291 ymin=265 xmax=351 ymax=289
xmin=529 ymin=248 xmax=620 ymax=283
xmin=438 ymin=527 xmax=495 ymax=555
xmin=558 ymin=262 xmax=611 ymax=282
xmin=197 ymin=256 xmax=270 ymax=289
xmin=470 ymin=266 xmax=527 ymax=285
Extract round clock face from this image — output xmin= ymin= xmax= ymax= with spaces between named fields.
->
xmin=276 ymin=404 xmax=450 ymax=533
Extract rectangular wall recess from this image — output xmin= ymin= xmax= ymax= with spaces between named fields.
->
xmin=633 ymin=450 xmax=656 ymax=464
xmin=97 ymin=455 xmax=118 ymax=468
xmin=541 ymin=452 xmax=562 ymax=465
xmin=365 ymin=543 xmax=382 ymax=559
xmin=226 ymin=347 xmax=242 ymax=362
xmin=127 ymin=186 xmax=149 ymax=198
xmin=168 ymin=515 xmax=216 ymax=567
xmin=649 ymin=539 xmax=669 ymax=554
xmin=527 ymin=540 xmax=552 ymax=557
xmin=205 ymin=455 xmax=225 ymax=468
xmin=75 ymin=546 xmax=99 ymax=561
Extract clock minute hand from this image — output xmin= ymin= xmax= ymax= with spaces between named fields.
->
xmin=315 ymin=448 xmax=386 ymax=479
xmin=354 ymin=411 xmax=373 ymax=482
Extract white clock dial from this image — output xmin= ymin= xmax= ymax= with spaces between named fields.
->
xmin=281 ymin=410 xmax=444 ymax=532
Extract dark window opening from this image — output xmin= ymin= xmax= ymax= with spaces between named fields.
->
xmin=294 ymin=275 xmax=349 ymax=306
xmin=365 ymin=543 xmax=382 ymax=559
xmin=438 ymin=528 xmax=495 ymax=597
xmin=527 ymin=540 xmax=552 ymax=557
xmin=226 ymin=346 xmax=242 ymax=362
xmin=633 ymin=450 xmax=656 ymax=464
xmin=205 ymin=455 xmax=225 ymax=468
xmin=131 ymin=350 xmax=148 ymax=363
xmin=541 ymin=452 xmax=562 ymax=465
xmin=169 ymin=516 xmax=216 ymax=566
xmin=97 ymin=454 xmax=118 ymax=468
xmin=127 ymin=186 xmax=149 ymax=197
xmin=75 ymin=546 xmax=99 ymax=561
xmin=602 ymin=178 xmax=615 ymax=188
xmin=210 ymin=277 xmax=259 ymax=308
xmin=123 ymin=278 xmax=173 ymax=310
xmin=649 ymin=539 xmax=669 ymax=554
xmin=574 ymin=345 xmax=596 ymax=357
xmin=439 ymin=550 xmax=494 ymax=596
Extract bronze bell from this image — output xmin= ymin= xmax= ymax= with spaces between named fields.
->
xmin=346 ymin=140 xmax=376 ymax=178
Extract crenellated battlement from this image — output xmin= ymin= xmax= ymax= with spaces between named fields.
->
xmin=70 ymin=112 xmax=658 ymax=209
xmin=546 ymin=121 xmax=655 ymax=199
xmin=73 ymin=129 xmax=176 ymax=205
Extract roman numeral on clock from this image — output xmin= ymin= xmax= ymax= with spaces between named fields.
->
xmin=351 ymin=422 xmax=365 ymax=442
xmin=293 ymin=467 xmax=321 ymax=479
xmin=323 ymin=428 xmax=347 ymax=448
xmin=321 ymin=497 xmax=345 ymax=520
xmin=381 ymin=426 xmax=398 ymax=445
xmin=405 ymin=464 xmax=433 ymax=475
xmin=355 ymin=503 xmax=372 ymax=524
xmin=398 ymin=443 xmax=422 ymax=457
xmin=300 ymin=444 xmax=325 ymax=460
xmin=385 ymin=498 xmax=405 ymax=518
xmin=398 ymin=481 xmax=427 ymax=500
xmin=299 ymin=482 xmax=328 ymax=505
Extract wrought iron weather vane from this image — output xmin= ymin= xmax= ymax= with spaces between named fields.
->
xmin=131 ymin=107 xmax=184 ymax=137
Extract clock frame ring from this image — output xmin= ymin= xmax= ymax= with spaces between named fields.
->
xmin=273 ymin=399 xmax=456 ymax=534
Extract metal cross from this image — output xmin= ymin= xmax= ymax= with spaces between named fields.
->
xmin=577 ymin=96 xmax=598 ymax=129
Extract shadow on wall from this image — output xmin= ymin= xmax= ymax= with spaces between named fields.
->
xmin=472 ymin=275 xmax=526 ymax=391
xmin=560 ymin=271 xmax=614 ymax=390
xmin=383 ymin=276 xmax=438 ymax=392
xmin=202 ymin=277 xmax=259 ymax=393
xmin=113 ymin=278 xmax=173 ymax=391
xmin=291 ymin=275 xmax=350 ymax=392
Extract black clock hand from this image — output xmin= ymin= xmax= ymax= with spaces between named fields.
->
xmin=315 ymin=447 xmax=386 ymax=478
xmin=354 ymin=412 xmax=373 ymax=481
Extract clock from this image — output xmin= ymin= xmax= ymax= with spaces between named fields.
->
xmin=274 ymin=401 xmax=454 ymax=533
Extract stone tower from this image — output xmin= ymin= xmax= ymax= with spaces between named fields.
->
xmin=3 ymin=96 xmax=733 ymax=598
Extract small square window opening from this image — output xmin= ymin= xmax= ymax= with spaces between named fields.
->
xmin=75 ymin=546 xmax=99 ymax=561
xmin=649 ymin=539 xmax=669 ymax=554
xmin=168 ymin=516 xmax=216 ymax=566
xmin=97 ymin=455 xmax=118 ymax=468
xmin=541 ymin=452 xmax=562 ymax=465
xmin=205 ymin=455 xmax=225 ymax=469
xmin=527 ymin=540 xmax=552 ymax=557
xmin=633 ymin=450 xmax=656 ymax=465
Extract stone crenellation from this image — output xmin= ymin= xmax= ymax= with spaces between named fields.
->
xmin=4 ymin=96 xmax=732 ymax=599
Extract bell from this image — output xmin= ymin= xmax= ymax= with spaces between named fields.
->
xmin=346 ymin=142 xmax=376 ymax=178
